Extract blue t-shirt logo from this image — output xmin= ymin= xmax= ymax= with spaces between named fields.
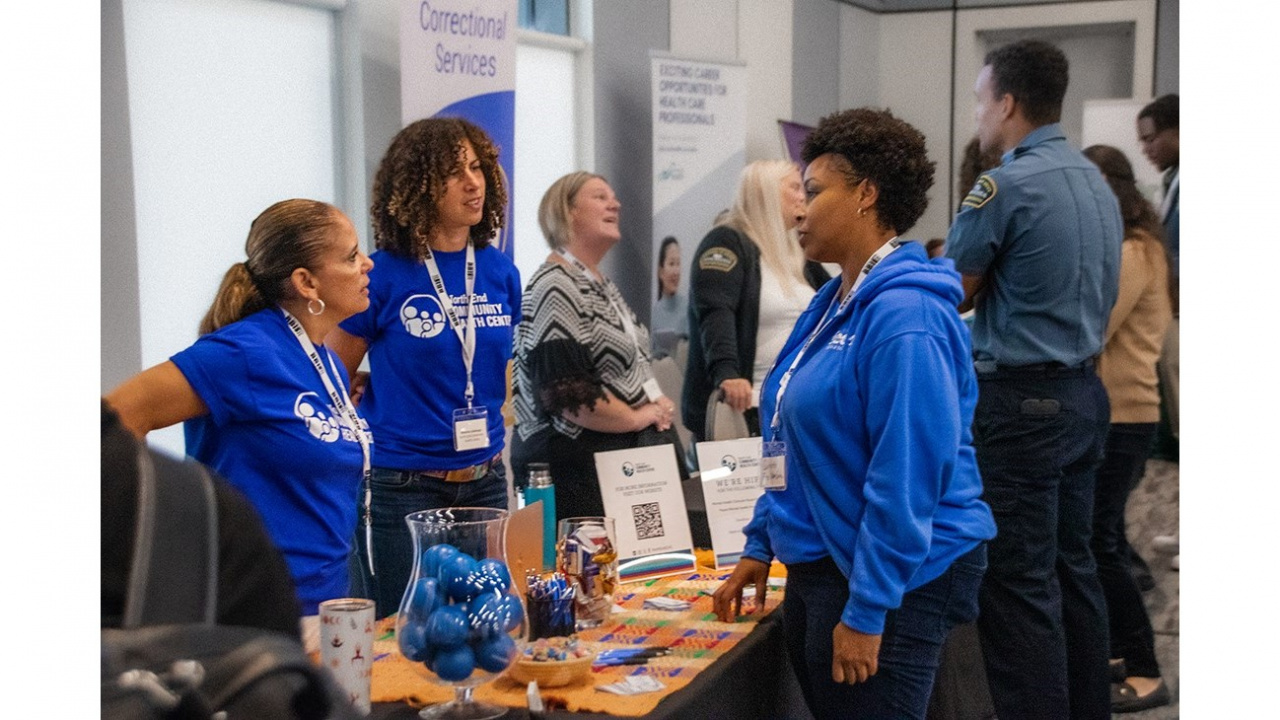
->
xmin=400 ymin=294 xmax=448 ymax=339
xmin=293 ymin=392 xmax=344 ymax=443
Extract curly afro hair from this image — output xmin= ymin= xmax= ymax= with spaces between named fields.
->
xmin=370 ymin=117 xmax=507 ymax=258
xmin=802 ymin=107 xmax=935 ymax=235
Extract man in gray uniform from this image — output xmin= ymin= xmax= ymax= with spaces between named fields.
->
xmin=945 ymin=40 xmax=1122 ymax=719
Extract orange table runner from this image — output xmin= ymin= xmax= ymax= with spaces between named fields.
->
xmin=371 ymin=564 xmax=785 ymax=716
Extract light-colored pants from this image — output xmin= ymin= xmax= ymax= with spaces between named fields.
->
xmin=1158 ymin=317 xmax=1180 ymax=439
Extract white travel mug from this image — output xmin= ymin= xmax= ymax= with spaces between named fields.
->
xmin=319 ymin=597 xmax=376 ymax=715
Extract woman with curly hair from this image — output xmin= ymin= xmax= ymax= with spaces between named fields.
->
xmin=713 ymin=108 xmax=996 ymax=719
xmin=328 ymin=117 xmax=522 ymax=618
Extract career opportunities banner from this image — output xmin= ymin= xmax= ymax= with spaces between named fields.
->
xmin=401 ymin=0 xmax=517 ymax=256
xmin=649 ymin=54 xmax=746 ymax=336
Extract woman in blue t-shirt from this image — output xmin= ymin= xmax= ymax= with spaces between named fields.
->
xmin=327 ymin=117 xmax=522 ymax=618
xmin=106 ymin=199 xmax=375 ymax=616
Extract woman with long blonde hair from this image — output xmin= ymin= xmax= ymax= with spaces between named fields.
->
xmin=681 ymin=159 xmax=830 ymax=440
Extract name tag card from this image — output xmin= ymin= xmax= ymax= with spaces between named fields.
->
xmin=694 ymin=438 xmax=766 ymax=569
xmin=452 ymin=407 xmax=490 ymax=452
xmin=594 ymin=444 xmax=696 ymax=583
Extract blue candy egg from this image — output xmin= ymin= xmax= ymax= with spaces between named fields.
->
xmin=466 ymin=592 xmax=503 ymax=639
xmin=494 ymin=593 xmax=524 ymax=633
xmin=475 ymin=558 xmax=512 ymax=593
xmin=439 ymin=553 xmax=481 ymax=601
xmin=432 ymin=644 xmax=476 ymax=682
xmin=424 ymin=605 xmax=469 ymax=648
xmin=422 ymin=544 xmax=460 ymax=577
xmin=398 ymin=620 xmax=431 ymax=662
xmin=473 ymin=633 xmax=516 ymax=673
xmin=406 ymin=577 xmax=441 ymax=620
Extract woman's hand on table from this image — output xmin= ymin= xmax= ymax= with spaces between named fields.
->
xmin=718 ymin=378 xmax=753 ymax=413
xmin=831 ymin=622 xmax=881 ymax=684
xmin=711 ymin=557 xmax=770 ymax=622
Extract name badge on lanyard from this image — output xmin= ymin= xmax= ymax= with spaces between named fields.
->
xmin=762 ymin=237 xmax=902 ymax=492
xmin=761 ymin=440 xmax=787 ymax=490
xmin=452 ymin=407 xmax=490 ymax=452
xmin=423 ymin=241 xmax=492 ymax=453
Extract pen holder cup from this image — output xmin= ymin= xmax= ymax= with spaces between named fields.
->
xmin=527 ymin=592 xmax=576 ymax=641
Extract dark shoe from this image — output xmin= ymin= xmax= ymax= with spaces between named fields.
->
xmin=1112 ymin=678 xmax=1171 ymax=713
xmin=1109 ymin=658 xmax=1127 ymax=684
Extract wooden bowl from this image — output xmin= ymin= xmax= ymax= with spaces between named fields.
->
xmin=506 ymin=652 xmax=594 ymax=688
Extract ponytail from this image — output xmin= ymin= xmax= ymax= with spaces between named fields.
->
xmin=199 ymin=263 xmax=269 ymax=335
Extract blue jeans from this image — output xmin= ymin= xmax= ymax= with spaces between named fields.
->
xmin=1091 ymin=422 xmax=1161 ymax=678
xmin=352 ymin=462 xmax=508 ymax=618
xmin=972 ymin=367 xmax=1111 ymax=720
xmin=783 ymin=545 xmax=987 ymax=720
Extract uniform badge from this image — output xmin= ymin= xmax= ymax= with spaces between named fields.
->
xmin=698 ymin=247 xmax=738 ymax=272
xmin=961 ymin=174 xmax=998 ymax=210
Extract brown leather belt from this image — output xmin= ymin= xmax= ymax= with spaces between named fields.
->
xmin=421 ymin=454 xmax=501 ymax=483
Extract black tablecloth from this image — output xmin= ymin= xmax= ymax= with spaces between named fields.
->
xmin=371 ymin=610 xmax=813 ymax=719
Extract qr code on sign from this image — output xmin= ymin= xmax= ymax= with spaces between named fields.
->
xmin=631 ymin=502 xmax=665 ymax=540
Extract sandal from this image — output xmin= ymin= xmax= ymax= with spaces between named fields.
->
xmin=1111 ymin=678 xmax=1171 ymax=713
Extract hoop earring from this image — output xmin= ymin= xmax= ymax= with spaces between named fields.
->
xmin=857 ymin=207 xmax=866 ymax=217
xmin=307 ymin=298 xmax=326 ymax=316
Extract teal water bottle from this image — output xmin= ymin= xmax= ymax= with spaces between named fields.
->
xmin=523 ymin=463 xmax=557 ymax=570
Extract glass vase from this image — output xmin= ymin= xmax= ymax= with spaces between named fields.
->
xmin=396 ymin=507 xmax=526 ymax=720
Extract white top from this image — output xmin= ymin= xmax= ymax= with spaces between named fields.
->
xmin=752 ymin=262 xmax=816 ymax=403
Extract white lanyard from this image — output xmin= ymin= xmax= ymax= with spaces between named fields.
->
xmin=770 ymin=237 xmax=902 ymax=431
xmin=423 ymin=241 xmax=478 ymax=405
xmin=557 ymin=249 xmax=647 ymax=360
xmin=281 ymin=307 xmax=375 ymax=572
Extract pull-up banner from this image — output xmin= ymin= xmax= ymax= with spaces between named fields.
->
xmin=401 ymin=0 xmax=518 ymax=255
xmin=649 ymin=53 xmax=747 ymax=346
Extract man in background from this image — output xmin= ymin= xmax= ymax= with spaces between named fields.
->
xmin=1137 ymin=94 xmax=1180 ymax=570
xmin=946 ymin=40 xmax=1122 ymax=719
xmin=1137 ymin=94 xmax=1180 ymax=460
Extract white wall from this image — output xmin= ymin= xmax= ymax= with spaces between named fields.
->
xmin=669 ymin=0 xmax=793 ymax=163
xmin=738 ymin=0 xmax=793 ymax=162
xmin=670 ymin=0 xmax=735 ymax=61
xmin=838 ymin=4 xmax=879 ymax=110
xmin=878 ymin=11 xmax=953 ymax=241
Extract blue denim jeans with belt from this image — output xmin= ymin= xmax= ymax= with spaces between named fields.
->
xmin=351 ymin=462 xmax=508 ymax=618
xmin=972 ymin=366 xmax=1112 ymax=719
xmin=783 ymin=544 xmax=987 ymax=720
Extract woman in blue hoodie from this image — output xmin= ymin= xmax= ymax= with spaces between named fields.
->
xmin=713 ymin=108 xmax=996 ymax=720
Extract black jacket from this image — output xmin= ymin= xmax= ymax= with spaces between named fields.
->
xmin=681 ymin=226 xmax=829 ymax=439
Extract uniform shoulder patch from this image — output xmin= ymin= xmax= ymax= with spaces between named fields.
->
xmin=961 ymin=174 xmax=998 ymax=210
xmin=698 ymin=247 xmax=738 ymax=272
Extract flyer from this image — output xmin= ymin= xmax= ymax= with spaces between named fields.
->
xmin=594 ymin=444 xmax=696 ymax=583
xmin=694 ymin=437 xmax=765 ymax=568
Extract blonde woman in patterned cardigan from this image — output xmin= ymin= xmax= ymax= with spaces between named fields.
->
xmin=510 ymin=172 xmax=687 ymax=521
